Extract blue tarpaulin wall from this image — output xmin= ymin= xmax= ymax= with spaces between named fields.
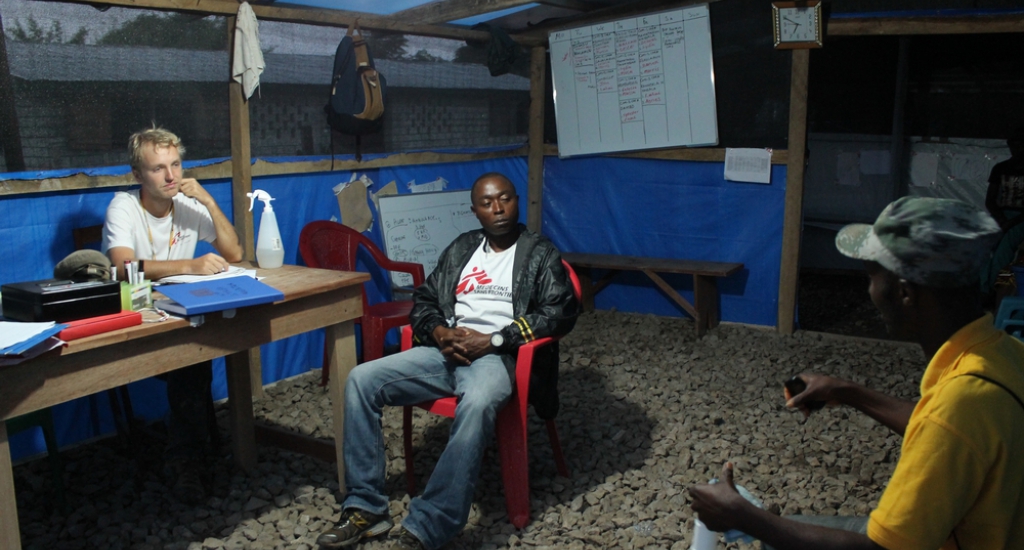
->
xmin=0 ymin=156 xmax=527 ymax=461
xmin=542 ymin=156 xmax=787 ymax=326
xmin=2 ymin=153 xmax=784 ymax=460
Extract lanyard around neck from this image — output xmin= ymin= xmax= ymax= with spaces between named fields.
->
xmin=136 ymin=192 xmax=175 ymax=260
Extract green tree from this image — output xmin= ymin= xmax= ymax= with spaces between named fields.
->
xmin=454 ymin=41 xmax=530 ymax=78
xmin=98 ymin=13 xmax=227 ymax=50
xmin=7 ymin=17 xmax=88 ymax=45
xmin=9 ymin=18 xmax=64 ymax=43
xmin=409 ymin=49 xmax=444 ymax=63
xmin=366 ymin=30 xmax=408 ymax=60
xmin=68 ymin=28 xmax=88 ymax=45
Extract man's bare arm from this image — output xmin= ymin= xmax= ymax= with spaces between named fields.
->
xmin=108 ymin=247 xmax=231 ymax=281
xmin=789 ymin=374 xmax=916 ymax=436
xmin=179 ymin=178 xmax=243 ymax=263
xmin=690 ymin=463 xmax=884 ymax=550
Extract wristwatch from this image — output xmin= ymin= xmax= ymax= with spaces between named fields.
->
xmin=490 ymin=331 xmax=505 ymax=350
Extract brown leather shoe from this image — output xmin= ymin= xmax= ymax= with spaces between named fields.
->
xmin=316 ymin=508 xmax=393 ymax=548
xmin=388 ymin=526 xmax=424 ymax=550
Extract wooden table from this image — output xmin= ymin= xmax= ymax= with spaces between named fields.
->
xmin=0 ymin=264 xmax=368 ymax=550
xmin=561 ymin=253 xmax=743 ymax=337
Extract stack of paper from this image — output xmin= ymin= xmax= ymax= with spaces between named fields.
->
xmin=1 ymin=321 xmax=67 ymax=366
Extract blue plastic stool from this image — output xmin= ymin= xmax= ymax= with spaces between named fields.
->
xmin=6 ymin=408 xmax=67 ymax=513
xmin=995 ymin=296 xmax=1024 ymax=340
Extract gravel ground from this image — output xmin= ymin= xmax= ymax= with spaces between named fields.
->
xmin=13 ymin=309 xmax=925 ymax=550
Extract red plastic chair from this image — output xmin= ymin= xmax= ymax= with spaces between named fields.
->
xmin=299 ymin=221 xmax=425 ymax=385
xmin=401 ymin=260 xmax=581 ymax=529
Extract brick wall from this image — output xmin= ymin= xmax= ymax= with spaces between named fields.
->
xmin=3 ymin=82 xmax=528 ymax=174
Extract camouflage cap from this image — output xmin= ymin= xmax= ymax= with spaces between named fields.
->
xmin=835 ymin=197 xmax=1001 ymax=288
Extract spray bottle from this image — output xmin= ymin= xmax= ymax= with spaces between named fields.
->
xmin=247 ymin=189 xmax=284 ymax=269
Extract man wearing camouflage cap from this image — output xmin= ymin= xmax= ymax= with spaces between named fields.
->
xmin=689 ymin=197 xmax=1024 ymax=549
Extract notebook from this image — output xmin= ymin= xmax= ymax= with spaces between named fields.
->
xmin=154 ymin=276 xmax=284 ymax=317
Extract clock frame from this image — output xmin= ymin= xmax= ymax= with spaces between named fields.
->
xmin=772 ymin=1 xmax=823 ymax=49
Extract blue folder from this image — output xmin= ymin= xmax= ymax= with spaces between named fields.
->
xmin=154 ymin=276 xmax=284 ymax=316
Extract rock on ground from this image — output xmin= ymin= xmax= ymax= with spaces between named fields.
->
xmin=13 ymin=311 xmax=923 ymax=549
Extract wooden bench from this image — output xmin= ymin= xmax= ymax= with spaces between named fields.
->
xmin=561 ymin=253 xmax=744 ymax=337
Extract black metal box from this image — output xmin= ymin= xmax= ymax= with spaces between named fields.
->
xmin=1 ymin=279 xmax=122 ymax=322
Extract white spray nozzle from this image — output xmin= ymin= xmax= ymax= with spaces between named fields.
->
xmin=247 ymin=189 xmax=274 ymax=212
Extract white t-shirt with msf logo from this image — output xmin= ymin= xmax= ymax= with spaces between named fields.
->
xmin=453 ymin=239 xmax=517 ymax=334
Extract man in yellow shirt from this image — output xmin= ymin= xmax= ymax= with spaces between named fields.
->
xmin=689 ymin=197 xmax=1024 ymax=549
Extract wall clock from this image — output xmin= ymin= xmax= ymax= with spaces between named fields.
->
xmin=772 ymin=1 xmax=823 ymax=49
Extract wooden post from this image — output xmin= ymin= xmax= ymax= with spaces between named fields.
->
xmin=225 ymin=349 xmax=256 ymax=471
xmin=526 ymin=45 xmax=547 ymax=232
xmin=776 ymin=48 xmax=810 ymax=334
xmin=0 ymin=12 xmax=26 ymax=172
xmin=326 ymin=320 xmax=358 ymax=492
xmin=227 ymin=16 xmax=263 ymax=397
xmin=890 ymin=36 xmax=910 ymax=200
xmin=0 ymin=422 xmax=21 ymax=550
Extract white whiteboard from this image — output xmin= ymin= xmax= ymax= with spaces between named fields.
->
xmin=378 ymin=190 xmax=479 ymax=287
xmin=549 ymin=4 xmax=718 ymax=158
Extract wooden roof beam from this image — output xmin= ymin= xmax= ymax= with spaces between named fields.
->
xmin=37 ymin=0 xmax=546 ymax=46
xmin=536 ymin=0 xmax=595 ymax=11
xmin=828 ymin=14 xmax=1024 ymax=36
xmin=391 ymin=0 xmax=537 ymax=26
xmin=513 ymin=0 xmax=715 ymax=42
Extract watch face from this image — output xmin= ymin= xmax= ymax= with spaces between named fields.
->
xmin=490 ymin=332 xmax=504 ymax=348
xmin=778 ymin=7 xmax=817 ymax=43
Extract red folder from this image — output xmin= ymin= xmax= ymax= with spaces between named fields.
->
xmin=58 ymin=310 xmax=142 ymax=341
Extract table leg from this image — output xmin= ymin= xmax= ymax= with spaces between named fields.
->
xmin=226 ymin=350 xmax=256 ymax=472
xmin=1 ymin=422 xmax=22 ymax=550
xmin=693 ymin=275 xmax=720 ymax=337
xmin=326 ymin=320 xmax=358 ymax=492
xmin=576 ymin=267 xmax=595 ymax=312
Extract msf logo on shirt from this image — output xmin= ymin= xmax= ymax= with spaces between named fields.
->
xmin=457 ymin=267 xmax=492 ymax=295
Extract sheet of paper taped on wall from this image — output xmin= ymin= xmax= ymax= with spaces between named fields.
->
xmin=723 ymin=148 xmax=772 ymax=184
xmin=909 ymin=152 xmax=939 ymax=187
xmin=950 ymin=154 xmax=995 ymax=182
xmin=371 ymin=180 xmax=398 ymax=216
xmin=837 ymin=152 xmax=860 ymax=186
xmin=859 ymin=150 xmax=890 ymax=175
xmin=408 ymin=177 xmax=448 ymax=193
xmin=335 ymin=174 xmax=374 ymax=233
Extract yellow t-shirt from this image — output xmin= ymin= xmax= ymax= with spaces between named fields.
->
xmin=868 ymin=314 xmax=1024 ymax=550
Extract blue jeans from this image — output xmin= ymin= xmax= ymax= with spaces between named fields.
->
xmin=342 ymin=346 xmax=512 ymax=550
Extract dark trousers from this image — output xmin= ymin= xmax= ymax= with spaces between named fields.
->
xmin=164 ymin=361 xmax=213 ymax=461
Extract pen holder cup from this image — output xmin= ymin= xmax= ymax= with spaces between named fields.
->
xmin=121 ymin=281 xmax=152 ymax=312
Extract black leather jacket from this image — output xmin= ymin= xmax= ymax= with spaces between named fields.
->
xmin=410 ymin=225 xmax=579 ymax=418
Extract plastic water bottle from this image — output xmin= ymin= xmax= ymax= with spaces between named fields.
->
xmin=690 ymin=518 xmax=716 ymax=550
xmin=248 ymin=190 xmax=284 ymax=269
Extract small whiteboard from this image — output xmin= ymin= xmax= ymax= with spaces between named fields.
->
xmin=549 ymin=4 xmax=718 ymax=158
xmin=378 ymin=190 xmax=479 ymax=287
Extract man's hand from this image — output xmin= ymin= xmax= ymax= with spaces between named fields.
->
xmin=431 ymin=326 xmax=496 ymax=365
xmin=688 ymin=462 xmax=750 ymax=532
xmin=785 ymin=373 xmax=848 ymax=418
xmin=178 ymin=178 xmax=216 ymax=208
xmin=190 ymin=253 xmax=231 ymax=275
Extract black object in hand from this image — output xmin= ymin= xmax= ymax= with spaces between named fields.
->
xmin=784 ymin=376 xmax=825 ymax=411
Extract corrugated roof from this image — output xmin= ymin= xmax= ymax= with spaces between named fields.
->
xmin=6 ymin=42 xmax=529 ymax=90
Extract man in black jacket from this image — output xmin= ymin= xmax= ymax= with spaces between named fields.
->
xmin=317 ymin=173 xmax=579 ymax=550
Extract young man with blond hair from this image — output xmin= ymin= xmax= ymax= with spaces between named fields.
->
xmin=103 ymin=126 xmax=242 ymax=503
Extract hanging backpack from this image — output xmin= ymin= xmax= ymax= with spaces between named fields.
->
xmin=325 ymin=25 xmax=386 ymax=161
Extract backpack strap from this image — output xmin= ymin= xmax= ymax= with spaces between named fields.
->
xmin=962 ymin=373 xmax=1024 ymax=412
xmin=352 ymin=39 xmax=384 ymax=121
